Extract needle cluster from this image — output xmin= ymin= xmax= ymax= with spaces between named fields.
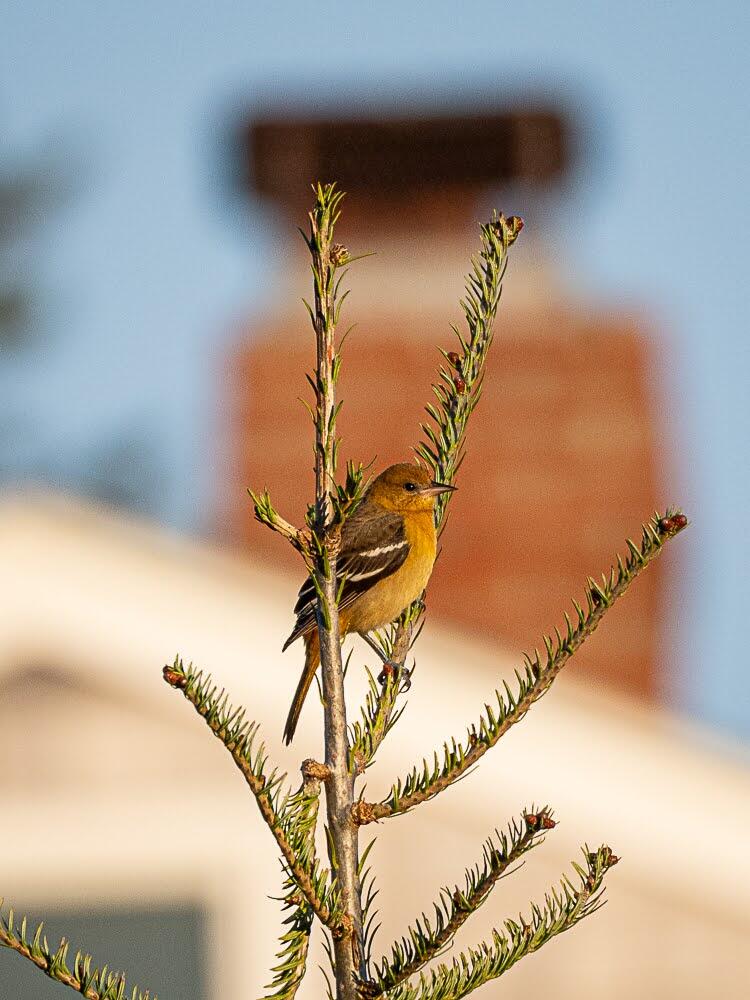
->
xmin=0 ymin=902 xmax=155 ymax=1000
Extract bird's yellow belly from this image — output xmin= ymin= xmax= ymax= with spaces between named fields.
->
xmin=345 ymin=516 xmax=436 ymax=634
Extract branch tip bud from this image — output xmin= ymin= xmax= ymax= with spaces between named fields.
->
xmin=330 ymin=243 xmax=349 ymax=266
xmin=351 ymin=800 xmax=378 ymax=826
xmin=601 ymin=846 xmax=620 ymax=868
xmin=352 ymin=751 xmax=367 ymax=777
xmin=163 ymin=665 xmax=186 ymax=688
xmin=301 ymin=758 xmax=331 ymax=781
xmin=491 ymin=213 xmax=525 ymax=245
xmin=658 ymin=512 xmax=688 ymax=535
xmin=332 ymin=912 xmax=355 ymax=940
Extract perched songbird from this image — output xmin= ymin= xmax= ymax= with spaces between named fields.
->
xmin=282 ymin=463 xmax=455 ymax=743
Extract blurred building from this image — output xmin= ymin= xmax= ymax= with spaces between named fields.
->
xmin=225 ymin=105 xmax=664 ymax=702
xmin=1 ymin=494 xmax=748 ymax=999
xmin=3 ymin=1 xmax=749 ymax=744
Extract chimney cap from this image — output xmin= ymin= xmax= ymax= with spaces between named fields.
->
xmin=240 ymin=105 xmax=570 ymax=215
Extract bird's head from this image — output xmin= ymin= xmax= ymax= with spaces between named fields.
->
xmin=367 ymin=463 xmax=456 ymax=514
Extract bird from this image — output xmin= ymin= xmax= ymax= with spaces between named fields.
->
xmin=282 ymin=463 xmax=455 ymax=743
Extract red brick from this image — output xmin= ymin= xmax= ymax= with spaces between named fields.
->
xmin=223 ymin=304 xmax=665 ymax=701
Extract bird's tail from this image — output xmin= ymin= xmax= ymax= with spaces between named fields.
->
xmin=283 ymin=630 xmax=320 ymax=745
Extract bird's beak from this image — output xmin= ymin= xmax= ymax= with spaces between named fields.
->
xmin=420 ymin=480 xmax=457 ymax=496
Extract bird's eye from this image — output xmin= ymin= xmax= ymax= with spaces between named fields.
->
xmin=403 ymin=482 xmax=418 ymax=492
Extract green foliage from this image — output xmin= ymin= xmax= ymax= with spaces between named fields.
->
xmin=248 ymin=488 xmax=310 ymax=558
xmin=173 ymin=191 xmax=685 ymax=1000
xmin=263 ymin=776 xmax=323 ymax=1000
xmin=358 ymin=838 xmax=382 ymax=974
xmin=348 ymin=666 xmax=411 ymax=772
xmin=363 ymin=213 xmax=523 ymax=787
xmin=162 ymin=658 xmax=342 ymax=932
xmin=416 ymin=212 xmax=523 ymax=530
xmin=301 ymin=182 xmax=350 ymax=516
xmin=374 ymin=847 xmax=618 ymax=1000
xmin=366 ymin=810 xmax=553 ymax=996
xmin=332 ymin=459 xmax=371 ymax=524
xmin=0 ymin=901 xmax=155 ymax=1000
xmin=6 ymin=185 xmax=688 ymax=1000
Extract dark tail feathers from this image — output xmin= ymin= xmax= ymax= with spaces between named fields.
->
xmin=283 ymin=631 xmax=320 ymax=744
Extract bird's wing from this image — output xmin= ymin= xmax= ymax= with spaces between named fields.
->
xmin=338 ymin=504 xmax=411 ymax=601
xmin=283 ymin=503 xmax=409 ymax=648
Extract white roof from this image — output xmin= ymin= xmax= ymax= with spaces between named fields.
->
xmin=1 ymin=492 xmax=748 ymax=999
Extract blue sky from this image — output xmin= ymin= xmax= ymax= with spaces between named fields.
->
xmin=2 ymin=2 xmax=749 ymax=737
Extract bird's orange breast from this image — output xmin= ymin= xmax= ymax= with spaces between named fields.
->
xmin=343 ymin=510 xmax=437 ymax=635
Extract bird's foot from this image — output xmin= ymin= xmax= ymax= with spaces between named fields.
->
xmin=378 ymin=661 xmax=412 ymax=690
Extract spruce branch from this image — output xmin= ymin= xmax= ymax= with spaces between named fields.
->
xmin=304 ymin=182 xmax=348 ymax=525
xmin=366 ymin=214 xmax=523 ymax=758
xmin=332 ymin=459 xmax=371 ymax=525
xmin=0 ymin=901 xmax=155 ymax=1000
xmin=349 ymin=666 xmax=411 ymax=774
xmin=358 ymin=838 xmax=382 ymax=976
xmin=416 ymin=212 xmax=523 ymax=530
xmin=347 ymin=602 xmax=427 ymax=790
xmin=248 ymin=488 xmax=311 ymax=559
xmin=3 ymin=176 xmax=676 ymax=1000
xmin=364 ymin=809 xmax=554 ymax=997
xmin=372 ymin=846 xmax=618 ymax=1000
xmin=263 ymin=762 xmax=326 ymax=1000
xmin=357 ymin=511 xmax=688 ymax=824
xmin=305 ymin=182 xmax=365 ymax=998
xmin=163 ymin=658 xmax=341 ymax=932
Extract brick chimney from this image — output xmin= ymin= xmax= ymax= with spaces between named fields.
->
xmin=224 ymin=103 xmax=663 ymax=701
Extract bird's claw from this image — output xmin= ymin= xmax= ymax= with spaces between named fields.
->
xmin=377 ymin=662 xmax=396 ymax=685
xmin=378 ymin=662 xmax=412 ymax=690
